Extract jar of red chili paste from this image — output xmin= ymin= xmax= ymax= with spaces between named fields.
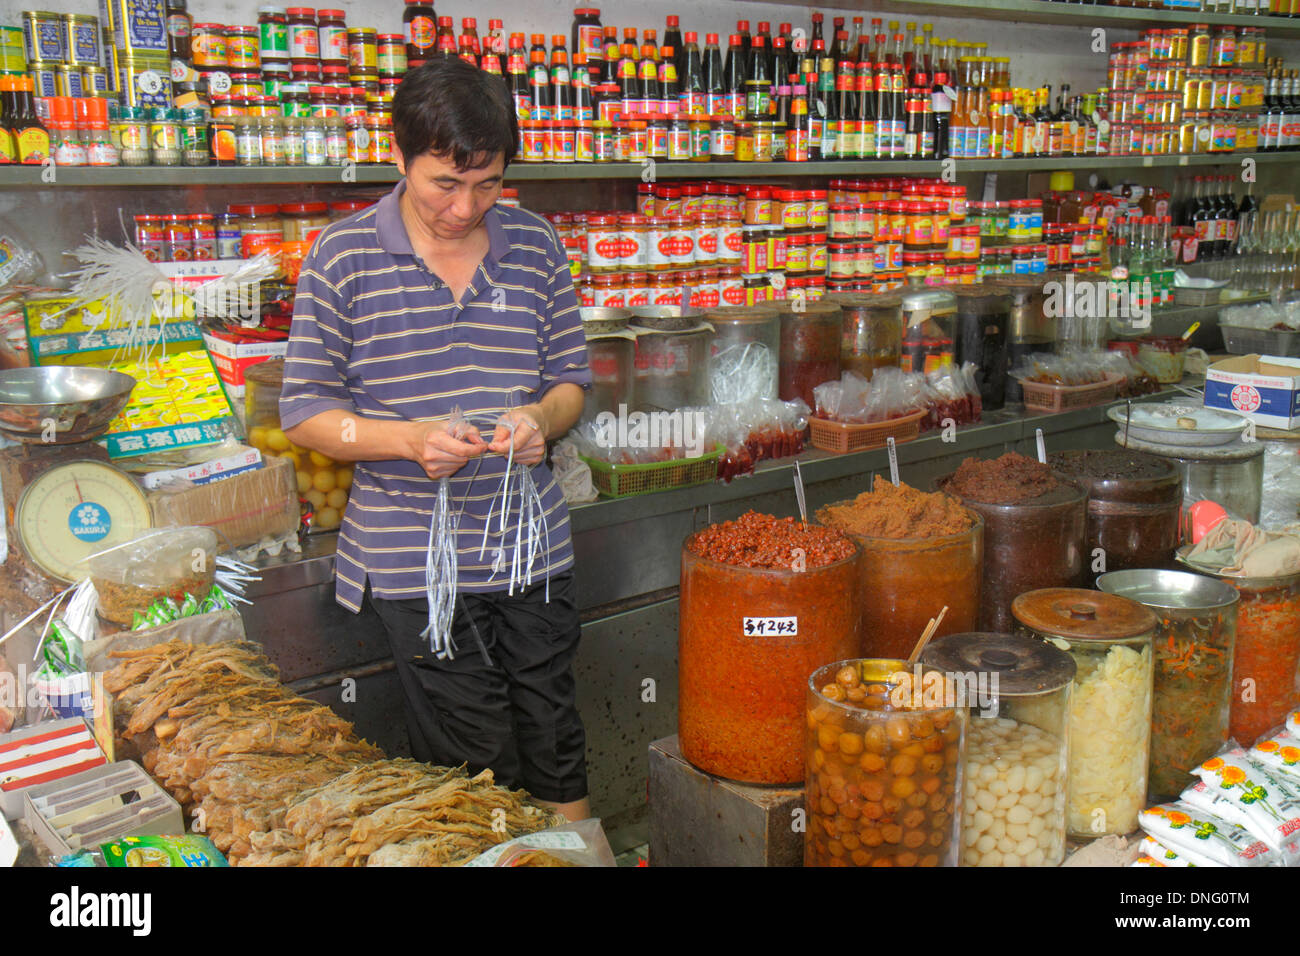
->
xmin=817 ymin=477 xmax=983 ymax=661
xmin=775 ymin=300 xmax=842 ymax=411
xmin=678 ymin=512 xmax=862 ymax=785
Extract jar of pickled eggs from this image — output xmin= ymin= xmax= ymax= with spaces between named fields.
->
xmin=805 ymin=658 xmax=967 ymax=867
xmin=244 ymin=358 xmax=354 ymax=532
xmin=920 ymin=632 xmax=1075 ymax=867
xmin=1012 ymin=588 xmax=1156 ymax=841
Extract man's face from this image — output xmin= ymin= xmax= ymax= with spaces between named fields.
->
xmin=394 ymin=147 xmax=505 ymax=242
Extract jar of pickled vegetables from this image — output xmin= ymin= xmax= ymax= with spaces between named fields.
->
xmin=1208 ymin=569 xmax=1300 ymax=746
xmin=805 ymin=658 xmax=966 ymax=867
xmin=244 ymin=358 xmax=353 ymax=532
xmin=1097 ymin=569 xmax=1238 ymax=803
xmin=776 ymin=300 xmax=842 ymax=410
xmin=817 ymin=480 xmax=982 ymax=662
xmin=920 ymin=632 xmax=1074 ymax=867
xmin=679 ymin=514 xmax=862 ymax=785
xmin=1012 ymin=588 xmax=1156 ymax=840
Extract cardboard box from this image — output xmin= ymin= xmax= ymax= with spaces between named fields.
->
xmin=202 ymin=331 xmax=287 ymax=404
xmin=24 ymin=760 xmax=183 ymax=856
xmin=1204 ymin=354 xmax=1300 ymax=430
xmin=0 ymin=718 xmax=106 ymax=820
xmin=148 ymin=455 xmax=299 ymax=549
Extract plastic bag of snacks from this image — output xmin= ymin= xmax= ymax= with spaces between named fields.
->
xmin=923 ymin=363 xmax=982 ymax=431
xmin=56 ymin=834 xmax=228 ymax=867
xmin=1251 ymin=730 xmax=1300 ymax=786
xmin=1189 ymin=746 xmax=1300 ymax=863
xmin=1097 ymin=350 xmax=1160 ymax=398
xmin=131 ymin=584 xmax=233 ymax=630
xmin=1011 ymin=352 xmax=1110 ymax=388
xmin=813 ymin=371 xmax=872 ymax=422
xmin=1132 ymin=834 xmax=1198 ymax=867
xmin=1139 ymin=801 xmax=1278 ymax=867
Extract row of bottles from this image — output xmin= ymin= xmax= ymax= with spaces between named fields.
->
xmin=1259 ymin=63 xmax=1300 ymax=149
xmin=1171 ymin=175 xmax=1259 ymax=259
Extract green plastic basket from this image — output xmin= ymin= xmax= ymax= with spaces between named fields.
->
xmin=579 ymin=444 xmax=723 ymax=498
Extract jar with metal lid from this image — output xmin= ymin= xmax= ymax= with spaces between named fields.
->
xmin=921 ymin=632 xmax=1074 ymax=867
xmin=694 ymin=216 xmax=718 ymax=266
xmin=804 ymin=657 xmax=966 ymax=867
xmin=829 ymin=203 xmax=858 ymax=240
xmin=1011 ymin=588 xmax=1155 ymax=840
xmin=705 ymin=306 xmax=780 ymax=401
xmin=827 ymin=291 xmax=903 ymax=380
xmin=231 ymin=202 xmax=283 ymax=259
xmin=1048 ymin=450 xmax=1181 ymax=580
xmin=133 ymin=215 xmax=166 ymax=262
xmin=776 ymin=300 xmax=842 ymax=409
xmin=625 ymin=272 xmax=650 ymax=308
xmin=741 ymin=186 xmax=771 ymax=226
xmin=1115 ymin=431 xmax=1265 ymax=525
xmin=191 ymin=23 xmax=227 ymax=68
xmin=1097 ymin=570 xmax=1238 ymax=804
xmin=900 ymin=286 xmax=956 ymax=376
xmin=187 ymin=213 xmax=217 ymax=261
xmin=1189 ymin=23 xmax=1211 ymax=68
xmin=681 ymin=524 xmax=862 ymax=786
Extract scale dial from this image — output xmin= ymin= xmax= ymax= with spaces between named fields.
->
xmin=14 ymin=459 xmax=152 ymax=583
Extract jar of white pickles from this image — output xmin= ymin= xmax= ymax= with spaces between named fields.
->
xmin=921 ymin=633 xmax=1075 ymax=867
xmin=1012 ymin=589 xmax=1156 ymax=841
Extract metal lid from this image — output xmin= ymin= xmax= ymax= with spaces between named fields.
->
xmin=1049 ymin=449 xmax=1181 ymax=503
xmin=822 ymin=291 xmax=903 ymax=311
xmin=704 ymin=305 xmax=779 ymax=325
xmin=775 ymin=300 xmax=842 ymax=321
xmin=1096 ymin=568 xmax=1240 ymax=612
xmin=920 ymin=632 xmax=1076 ymax=696
xmin=1012 ymin=588 xmax=1158 ymax=641
xmin=900 ymin=287 xmax=956 ymax=318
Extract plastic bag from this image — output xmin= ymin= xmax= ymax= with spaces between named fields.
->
xmin=1133 ymin=834 xmax=1198 ymax=867
xmin=56 ymin=834 xmax=229 ymax=867
xmin=82 ymin=527 xmax=218 ymax=625
xmin=550 ymin=438 xmax=599 ymax=504
xmin=462 ymin=818 xmax=616 ymax=867
xmin=1251 ymin=729 xmax=1300 ymax=786
xmin=1139 ymin=801 xmax=1278 ymax=867
xmin=1189 ymin=745 xmax=1300 ymax=863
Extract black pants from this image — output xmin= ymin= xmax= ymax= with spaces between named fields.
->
xmin=369 ymin=573 xmax=588 ymax=804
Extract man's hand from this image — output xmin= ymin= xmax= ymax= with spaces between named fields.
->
xmin=410 ymin=420 xmax=487 ymax=479
xmin=487 ymin=406 xmax=548 ymax=467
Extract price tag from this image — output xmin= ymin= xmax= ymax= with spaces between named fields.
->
xmin=1142 ymin=156 xmax=1154 ymax=167
xmin=1178 ymin=155 xmax=1189 ymax=166
xmin=743 ymin=616 xmax=798 ymax=636
xmin=137 ymin=70 xmax=164 ymax=95
xmin=208 ymin=70 xmax=232 ymax=94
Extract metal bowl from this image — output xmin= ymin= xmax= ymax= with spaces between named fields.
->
xmin=0 ymin=366 xmax=137 ymax=444
xmin=629 ymin=305 xmax=703 ymax=332
xmin=580 ymin=307 xmax=633 ymax=336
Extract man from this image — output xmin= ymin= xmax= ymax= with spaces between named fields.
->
xmin=279 ymin=57 xmax=592 ymax=822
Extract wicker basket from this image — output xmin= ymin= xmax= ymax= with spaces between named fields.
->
xmin=580 ymin=444 xmax=723 ymax=498
xmin=1020 ymin=374 xmax=1123 ymax=413
xmin=808 ymin=410 xmax=926 ymax=454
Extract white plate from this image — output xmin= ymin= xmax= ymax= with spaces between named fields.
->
xmin=1108 ymin=403 xmax=1251 ymax=446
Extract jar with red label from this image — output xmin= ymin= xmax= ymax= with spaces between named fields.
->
xmin=717 ymin=210 xmax=743 ymax=264
xmin=779 ymin=189 xmax=809 ymax=230
xmin=681 ymin=183 xmax=704 ymax=220
xmin=807 ymin=234 xmax=827 ymax=276
xmin=519 ymin=120 xmax=545 ymax=161
xmin=742 ymin=274 xmax=771 ymax=306
xmin=162 ymin=215 xmax=192 ymax=261
xmin=785 ymin=233 xmax=810 ymax=275
xmin=742 ymin=225 xmax=769 ymax=274
xmin=886 ymin=200 xmax=907 ymax=242
xmin=316 ymin=9 xmax=347 ymax=62
xmin=767 ymin=226 xmax=788 ymax=272
xmin=669 ymin=215 xmax=697 ymax=268
xmin=853 ymin=241 xmax=875 ymax=280
xmin=903 ymin=201 xmax=932 ymax=251
xmin=645 ymin=216 xmax=674 ymax=271
xmin=619 ymin=213 xmax=648 ymax=269
xmin=829 ymin=203 xmax=856 ymax=240
xmin=577 ymin=274 xmax=594 ymax=306
xmin=931 ymin=201 xmax=950 ymax=250
xmin=586 ymin=214 xmax=621 ymax=272
xmin=693 ymin=268 xmax=719 ymax=309
xmin=625 ymin=272 xmax=650 ymax=308
xmin=377 ymin=33 xmax=406 ymax=75
xmin=650 ymin=271 xmax=683 ymax=306
xmin=288 ymin=8 xmax=319 ymax=60
xmin=655 ymin=184 xmax=683 ymax=219
xmin=226 ymin=26 xmax=260 ymax=69
xmin=902 ymin=251 xmax=927 ymax=283
xmin=718 ymin=266 xmax=744 ymax=306
xmin=291 ymin=60 xmax=322 ymax=84
xmin=827 ymin=241 xmax=855 ymax=280
xmin=947 ymin=184 xmax=967 ymax=222
xmin=134 ymin=214 xmax=165 ymax=262
xmin=552 ymin=119 xmax=576 ymax=162
xmin=635 ymin=183 xmax=654 ymax=216
xmin=807 ymin=188 xmax=828 ymax=229
xmin=192 ymin=23 xmax=227 ymax=68
xmin=695 ymin=216 xmax=718 ymax=266
xmin=189 ymin=213 xmax=217 ymax=260
xmin=743 ymin=185 xmax=772 ymax=226
xmin=591 ymin=273 xmax=627 ymax=308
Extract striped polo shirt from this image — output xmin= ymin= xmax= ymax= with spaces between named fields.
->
xmin=279 ymin=181 xmax=591 ymax=613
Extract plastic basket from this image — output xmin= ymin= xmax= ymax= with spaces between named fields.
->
xmin=808 ymin=410 xmax=926 ymax=454
xmin=580 ymin=444 xmax=723 ymax=498
xmin=1020 ymin=374 xmax=1122 ymax=413
xmin=1221 ymin=325 xmax=1300 ymax=358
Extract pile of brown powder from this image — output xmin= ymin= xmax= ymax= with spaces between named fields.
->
xmin=942 ymin=452 xmax=1060 ymax=505
xmin=817 ymin=475 xmax=975 ymax=539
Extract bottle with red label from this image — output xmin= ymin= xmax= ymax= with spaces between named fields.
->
xmin=403 ymin=0 xmax=436 ymax=62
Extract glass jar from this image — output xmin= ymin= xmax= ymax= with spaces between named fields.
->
xmin=282 ymin=116 xmax=305 ymax=165
xmin=258 ymin=6 xmax=290 ymax=62
xmin=215 ymin=213 xmax=241 ymax=259
xmin=711 ymin=114 xmax=735 ymax=160
xmin=704 ymin=306 xmax=780 ymax=401
xmin=1049 ymin=450 xmax=1182 ymax=581
xmin=828 ymin=291 xmax=903 ymax=380
xmin=317 ymin=8 xmax=347 ymax=62
xmin=188 ymin=213 xmax=217 ymax=261
xmin=1012 ymin=588 xmax=1156 ymax=840
xmin=287 ymin=7 xmax=319 ymax=60
xmin=261 ymin=115 xmax=286 ymax=164
xmin=133 ymin=214 xmax=166 ymax=261
xmin=776 ymin=301 xmax=842 ymax=409
xmin=234 ymin=115 xmax=262 ymax=166
xmin=191 ymin=22 xmax=227 ymax=68
xmin=347 ymin=27 xmax=377 ymax=71
xmin=590 ymin=273 xmax=627 ymax=308
xmin=301 ymin=113 xmax=326 ymax=165
xmin=936 ymin=474 xmax=1088 ymax=634
xmin=805 ymin=658 xmax=966 ymax=867
xmin=1098 ymin=570 xmax=1239 ymax=804
xmin=179 ymin=107 xmax=209 ymax=166
xmin=679 ymin=525 xmax=862 ymax=785
xmin=226 ymin=25 xmax=260 ymax=69
xmin=149 ymin=107 xmax=182 ymax=165
xmin=231 ymin=202 xmax=283 ymax=259
xmin=921 ymin=633 xmax=1074 ymax=867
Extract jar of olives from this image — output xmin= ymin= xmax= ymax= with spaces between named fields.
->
xmin=805 ymin=658 xmax=967 ymax=867
xmin=920 ymin=633 xmax=1075 ymax=867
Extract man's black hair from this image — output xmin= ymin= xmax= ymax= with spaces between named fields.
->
xmin=393 ymin=57 xmax=519 ymax=171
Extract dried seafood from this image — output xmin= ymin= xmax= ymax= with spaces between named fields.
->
xmin=104 ymin=639 xmax=560 ymax=866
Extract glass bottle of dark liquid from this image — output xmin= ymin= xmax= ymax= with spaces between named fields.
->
xmin=810 ymin=12 xmax=824 ymax=50
xmin=816 ymin=41 xmax=837 ymax=159
xmin=601 ymin=26 xmax=620 ymax=86
xmin=11 ymin=77 xmax=49 ymax=165
xmin=664 ymin=15 xmax=684 ymax=80
xmin=506 ymin=33 xmax=530 ymax=119
xmin=403 ymin=0 xmax=437 ymax=62
xmin=856 ymin=54 xmax=876 ymax=159
xmin=166 ymin=0 xmax=192 ymax=64
xmin=529 ymin=36 xmax=553 ymax=119
xmin=435 ymin=16 xmax=457 ymax=57
xmin=723 ymin=32 xmax=746 ymax=119
xmin=481 ymin=19 xmax=505 ymax=75
xmin=932 ymin=68 xmax=952 ymax=159
xmin=638 ymin=43 xmax=660 ymax=113
xmin=745 ymin=34 xmax=770 ymax=120
xmin=572 ymin=53 xmax=592 ymax=117
xmin=660 ymin=45 xmax=680 ymax=115
xmin=619 ymin=42 xmax=640 ymax=113
xmin=1190 ymin=177 xmax=1212 ymax=261
xmin=702 ymin=32 xmax=725 ymax=115
xmin=736 ymin=19 xmax=752 ymax=70
xmin=551 ymin=34 xmax=573 ymax=119
xmin=680 ymin=31 xmax=704 ymax=114
xmin=770 ymin=36 xmax=791 ymax=117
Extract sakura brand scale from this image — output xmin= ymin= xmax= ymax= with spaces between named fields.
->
xmin=0 ymin=367 xmax=149 ymax=584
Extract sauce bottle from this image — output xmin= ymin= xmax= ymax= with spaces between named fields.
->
xmin=11 ymin=78 xmax=49 ymax=165
xmin=403 ymin=0 xmax=436 ymax=63
xmin=663 ymin=15 xmax=684 ymax=81
xmin=552 ymin=34 xmax=574 ymax=120
xmin=435 ymin=16 xmax=456 ymax=57
xmin=506 ymin=33 xmax=530 ymax=119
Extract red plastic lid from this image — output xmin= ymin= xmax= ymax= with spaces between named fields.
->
xmin=618 ymin=213 xmax=648 ymax=224
xmin=229 ymin=203 xmax=282 ymax=217
xmin=706 ymin=33 xmax=718 ymax=44
xmin=281 ymin=202 xmax=330 ymax=215
xmin=667 ymin=15 xmax=679 ymax=26
xmin=330 ymin=200 xmax=373 ymax=214
xmin=318 ymin=9 xmax=344 ymax=18
xmin=684 ymin=31 xmax=697 ymax=43
xmin=286 ymin=8 xmax=316 ymax=17
xmin=134 ymin=214 xmax=163 ymax=222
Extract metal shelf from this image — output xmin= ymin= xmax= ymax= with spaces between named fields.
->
xmin=0 ymin=151 xmax=1288 ymax=188
xmin=745 ymin=0 xmax=1300 ymax=37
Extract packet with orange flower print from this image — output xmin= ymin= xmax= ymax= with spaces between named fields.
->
xmin=1133 ymin=834 xmax=1200 ymax=867
xmin=1189 ymin=748 xmax=1300 ymax=863
xmin=1288 ymin=711 xmax=1299 ymax=738
xmin=1139 ymin=801 xmax=1277 ymax=867
xmin=1251 ymin=731 xmax=1300 ymax=790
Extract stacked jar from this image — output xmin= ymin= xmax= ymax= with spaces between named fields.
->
xmin=22 ymin=11 xmax=108 ymax=100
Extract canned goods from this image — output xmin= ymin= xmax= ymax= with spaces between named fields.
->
xmin=22 ymin=10 xmax=64 ymax=62
xmin=54 ymin=64 xmax=84 ymax=98
xmin=61 ymin=13 xmax=100 ymax=66
xmin=29 ymin=59 xmax=58 ymax=98
xmin=81 ymin=65 xmax=109 ymax=95
xmin=117 ymin=54 xmax=172 ymax=108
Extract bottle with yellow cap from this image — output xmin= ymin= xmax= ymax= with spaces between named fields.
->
xmin=1049 ymin=170 xmax=1075 ymax=192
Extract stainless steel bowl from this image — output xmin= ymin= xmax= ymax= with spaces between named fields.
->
xmin=0 ymin=366 xmax=137 ymax=444
xmin=1097 ymin=568 xmax=1239 ymax=611
xmin=580 ymin=307 xmax=633 ymax=336
xmin=629 ymin=304 xmax=703 ymax=332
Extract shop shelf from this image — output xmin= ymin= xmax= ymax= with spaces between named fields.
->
xmin=0 ymin=152 xmax=1288 ymax=188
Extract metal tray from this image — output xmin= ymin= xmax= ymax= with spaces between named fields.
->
xmin=1108 ymin=402 xmax=1251 ymax=447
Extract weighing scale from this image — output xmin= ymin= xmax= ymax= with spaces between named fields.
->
xmin=0 ymin=367 xmax=149 ymax=602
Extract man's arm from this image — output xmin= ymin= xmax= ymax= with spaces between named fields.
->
xmin=286 ymin=409 xmax=487 ymax=479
